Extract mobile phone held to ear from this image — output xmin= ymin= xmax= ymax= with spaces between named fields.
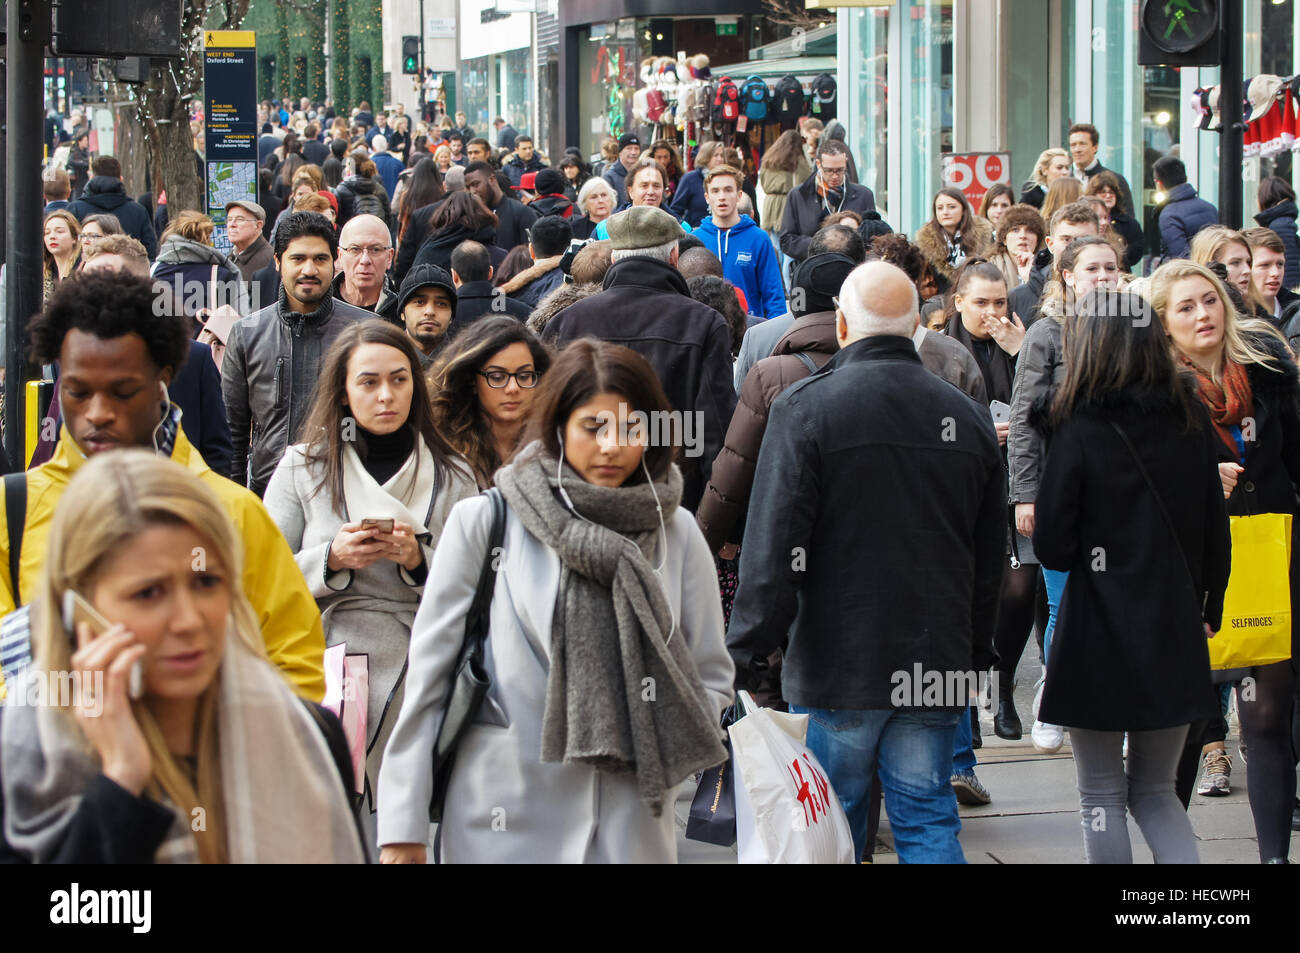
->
xmin=360 ymin=518 xmax=395 ymax=534
xmin=63 ymin=590 xmax=144 ymax=700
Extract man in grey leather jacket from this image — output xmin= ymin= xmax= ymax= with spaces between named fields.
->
xmin=222 ymin=212 xmax=372 ymax=496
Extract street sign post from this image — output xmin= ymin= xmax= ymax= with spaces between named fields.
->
xmin=203 ymin=31 xmax=258 ymax=256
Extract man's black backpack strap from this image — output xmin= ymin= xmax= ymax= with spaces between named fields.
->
xmin=4 ymin=472 xmax=27 ymax=607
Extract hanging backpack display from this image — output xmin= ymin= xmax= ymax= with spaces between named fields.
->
xmin=773 ymin=75 xmax=805 ymax=125
xmin=811 ymin=73 xmax=837 ymax=121
xmin=712 ymin=76 xmax=741 ymax=125
xmin=740 ymin=75 xmax=771 ymax=122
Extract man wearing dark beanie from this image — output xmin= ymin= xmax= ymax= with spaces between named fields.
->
xmin=602 ymin=133 xmax=641 ymax=206
xmin=528 ymin=169 xmax=576 ymax=218
xmin=397 ymin=263 xmax=458 ymax=369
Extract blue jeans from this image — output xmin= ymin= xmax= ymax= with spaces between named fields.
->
xmin=952 ymin=701 xmax=977 ymax=775
xmin=790 ymin=705 xmax=966 ymax=864
xmin=1042 ymin=568 xmax=1069 ymax=665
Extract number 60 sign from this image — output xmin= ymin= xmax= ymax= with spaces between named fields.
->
xmin=941 ymin=152 xmax=1012 ymax=209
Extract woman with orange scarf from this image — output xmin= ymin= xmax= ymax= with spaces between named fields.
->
xmin=1151 ymin=259 xmax=1300 ymax=864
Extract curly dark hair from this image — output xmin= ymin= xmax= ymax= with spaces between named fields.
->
xmin=687 ymin=275 xmax=747 ymax=358
xmin=429 ymin=316 xmax=553 ymax=487
xmin=869 ymin=233 xmax=928 ymax=284
xmin=30 ymin=271 xmax=188 ymax=372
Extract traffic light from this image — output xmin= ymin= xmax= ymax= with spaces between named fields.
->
xmin=402 ymin=36 xmax=419 ymax=75
xmin=1138 ymin=0 xmax=1221 ymax=67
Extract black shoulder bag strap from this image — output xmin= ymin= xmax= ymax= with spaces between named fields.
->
xmin=4 ymin=472 xmax=28 ymax=608
xmin=428 ymin=487 xmax=507 ymax=831
xmin=1109 ymin=420 xmax=1206 ymax=614
xmin=794 ymin=351 xmax=818 ymax=374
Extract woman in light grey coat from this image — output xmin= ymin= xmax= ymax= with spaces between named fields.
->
xmin=378 ymin=340 xmax=734 ymax=863
xmin=263 ymin=321 xmax=477 ymax=833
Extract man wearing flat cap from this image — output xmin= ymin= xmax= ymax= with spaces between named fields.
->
xmin=542 ymin=206 xmax=737 ymax=512
xmin=225 ymin=199 xmax=274 ymax=282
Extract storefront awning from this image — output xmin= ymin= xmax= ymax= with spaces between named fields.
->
xmin=708 ymin=54 xmax=838 ymax=81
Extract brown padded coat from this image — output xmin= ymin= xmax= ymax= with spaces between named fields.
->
xmin=697 ymin=311 xmax=837 ymax=553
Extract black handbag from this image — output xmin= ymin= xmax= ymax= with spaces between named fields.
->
xmin=685 ymin=703 xmax=739 ymax=847
xmin=427 ymin=487 xmax=506 ymax=823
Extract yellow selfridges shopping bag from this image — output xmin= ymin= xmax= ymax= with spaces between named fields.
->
xmin=1212 ymin=513 xmax=1293 ymax=669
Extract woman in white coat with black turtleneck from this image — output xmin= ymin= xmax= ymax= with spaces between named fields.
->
xmin=377 ymin=339 xmax=734 ymax=863
xmin=263 ymin=320 xmax=477 ymax=848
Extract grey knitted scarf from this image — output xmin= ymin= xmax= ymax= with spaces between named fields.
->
xmin=495 ymin=447 xmax=727 ymax=816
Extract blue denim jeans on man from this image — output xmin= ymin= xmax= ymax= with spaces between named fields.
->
xmin=789 ymin=705 xmax=965 ymax=863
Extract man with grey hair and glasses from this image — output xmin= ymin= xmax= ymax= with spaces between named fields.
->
xmin=727 ymin=260 xmax=1006 ymax=863
xmin=542 ymin=205 xmax=736 ymax=511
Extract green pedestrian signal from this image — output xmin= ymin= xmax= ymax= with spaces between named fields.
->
xmin=402 ymin=36 xmax=419 ymax=75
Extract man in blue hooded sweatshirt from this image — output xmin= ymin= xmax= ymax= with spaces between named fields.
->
xmin=692 ymin=166 xmax=788 ymax=320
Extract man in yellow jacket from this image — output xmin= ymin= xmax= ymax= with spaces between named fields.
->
xmin=0 ymin=270 xmax=325 ymax=700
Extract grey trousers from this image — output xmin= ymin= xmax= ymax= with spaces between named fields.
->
xmin=1069 ymin=724 xmax=1200 ymax=864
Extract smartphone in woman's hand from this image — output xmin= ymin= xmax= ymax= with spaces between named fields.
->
xmin=63 ymin=589 xmax=144 ymax=700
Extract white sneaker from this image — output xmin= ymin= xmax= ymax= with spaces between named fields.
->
xmin=1032 ymin=719 xmax=1063 ymax=753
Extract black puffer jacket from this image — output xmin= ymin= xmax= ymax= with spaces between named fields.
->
xmin=67 ymin=176 xmax=159 ymax=259
xmin=335 ymin=175 xmax=392 ymax=228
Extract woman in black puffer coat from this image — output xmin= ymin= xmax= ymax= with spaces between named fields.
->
xmin=335 ymin=151 xmax=392 ymax=229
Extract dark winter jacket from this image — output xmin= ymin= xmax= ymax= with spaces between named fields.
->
xmin=698 ymin=310 xmax=839 ymax=553
xmin=542 ymin=257 xmax=738 ymax=511
xmin=1255 ymin=200 xmax=1300 ymax=291
xmin=504 ymin=154 xmax=545 ymax=188
xmin=778 ymin=175 xmax=877 ymax=262
xmin=602 ymin=159 xmax=633 ymax=207
xmin=452 ymin=279 xmax=533 ymax=330
xmin=1007 ymin=259 xmax=1052 ymax=327
xmin=222 ymin=288 xmax=373 ymax=496
xmin=1020 ymin=182 xmax=1046 ymax=209
xmin=528 ymin=194 xmax=575 ymax=219
xmin=408 ymin=223 xmax=501 ymax=278
xmin=1034 ymin=393 xmax=1230 ymax=731
xmin=726 ymin=335 xmax=1006 ymax=709
xmin=498 ymin=256 xmax=565 ymax=310
xmin=1157 ymin=182 xmax=1218 ymax=260
xmin=150 ymin=237 xmax=247 ymax=317
xmin=668 ymin=169 xmax=709 ymax=229
xmin=302 ymin=138 xmax=330 ymax=166
xmin=1111 ymin=208 xmax=1145 ymax=269
xmin=334 ymin=175 xmax=392 ymax=229
xmin=67 ymin=176 xmax=158 ymax=259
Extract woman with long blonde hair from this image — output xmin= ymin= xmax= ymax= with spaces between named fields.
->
xmin=1191 ymin=226 xmax=1270 ymax=321
xmin=0 ymin=451 xmax=366 ymax=864
xmin=1149 ymin=258 xmax=1299 ymax=864
xmin=1021 ymin=147 xmax=1071 ymax=209
xmin=42 ymin=209 xmax=82 ymax=301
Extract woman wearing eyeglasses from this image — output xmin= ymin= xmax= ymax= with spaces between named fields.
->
xmin=263 ymin=319 xmax=478 ymax=849
xmin=428 ymin=316 xmax=553 ymax=488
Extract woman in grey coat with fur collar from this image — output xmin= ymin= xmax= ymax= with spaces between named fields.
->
xmin=377 ymin=341 xmax=733 ymax=863
xmin=263 ymin=322 xmax=477 ymax=836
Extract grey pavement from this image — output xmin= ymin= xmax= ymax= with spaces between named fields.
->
xmin=676 ymin=649 xmax=1300 ymax=864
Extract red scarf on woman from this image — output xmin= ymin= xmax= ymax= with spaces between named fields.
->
xmin=1182 ymin=355 xmax=1254 ymax=459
